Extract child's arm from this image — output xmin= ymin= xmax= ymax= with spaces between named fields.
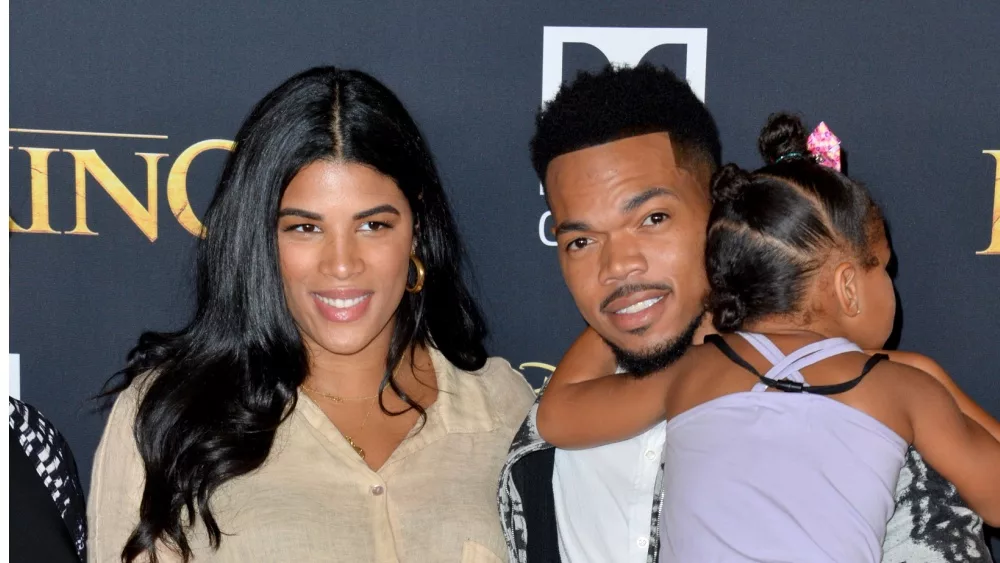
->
xmin=536 ymin=327 xmax=674 ymax=448
xmin=900 ymin=365 xmax=1000 ymax=526
xmin=879 ymin=350 xmax=1000 ymax=442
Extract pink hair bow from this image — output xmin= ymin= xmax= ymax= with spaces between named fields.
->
xmin=807 ymin=122 xmax=841 ymax=171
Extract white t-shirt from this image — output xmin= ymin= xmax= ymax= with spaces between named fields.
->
xmin=552 ymin=421 xmax=667 ymax=563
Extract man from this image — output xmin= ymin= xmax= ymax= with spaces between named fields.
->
xmin=498 ymin=63 xmax=995 ymax=563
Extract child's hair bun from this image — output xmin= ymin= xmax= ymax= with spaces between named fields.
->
xmin=709 ymin=163 xmax=753 ymax=204
xmin=758 ymin=112 xmax=809 ymax=165
xmin=709 ymin=290 xmax=747 ymax=332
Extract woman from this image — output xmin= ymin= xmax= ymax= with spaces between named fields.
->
xmin=88 ymin=67 xmax=536 ymax=563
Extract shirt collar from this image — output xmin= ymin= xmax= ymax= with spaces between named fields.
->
xmin=420 ymin=346 xmax=498 ymax=436
xmin=295 ymin=347 xmax=498 ymax=445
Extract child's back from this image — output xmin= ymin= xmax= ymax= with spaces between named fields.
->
xmin=660 ymin=332 xmax=913 ymax=562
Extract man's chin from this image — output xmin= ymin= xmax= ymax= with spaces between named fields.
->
xmin=601 ymin=312 xmax=705 ymax=378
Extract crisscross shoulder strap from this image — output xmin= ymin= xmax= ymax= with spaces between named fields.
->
xmin=738 ymin=331 xmax=800 ymax=390
xmin=704 ymin=333 xmax=888 ymax=396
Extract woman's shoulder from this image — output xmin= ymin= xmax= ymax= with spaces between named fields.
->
xmin=98 ymin=370 xmax=160 ymax=436
xmin=467 ymin=356 xmax=538 ymax=428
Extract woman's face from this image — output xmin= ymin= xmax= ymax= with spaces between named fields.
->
xmin=277 ymin=160 xmax=414 ymax=360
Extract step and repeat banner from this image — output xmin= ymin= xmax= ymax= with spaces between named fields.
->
xmin=8 ymin=0 xmax=999 ymax=553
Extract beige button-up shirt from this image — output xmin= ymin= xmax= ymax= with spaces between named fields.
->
xmin=88 ymin=349 xmax=536 ymax=562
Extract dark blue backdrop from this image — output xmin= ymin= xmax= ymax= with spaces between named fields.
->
xmin=9 ymin=0 xmax=999 ymax=557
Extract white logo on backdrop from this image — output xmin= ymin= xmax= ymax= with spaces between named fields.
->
xmin=10 ymin=353 xmax=21 ymax=399
xmin=537 ymin=26 xmax=709 ymax=246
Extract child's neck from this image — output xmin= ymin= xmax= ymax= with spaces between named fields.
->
xmin=745 ymin=318 xmax=848 ymax=342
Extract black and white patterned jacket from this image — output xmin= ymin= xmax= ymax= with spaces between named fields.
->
xmin=497 ymin=398 xmax=991 ymax=563
xmin=9 ymin=398 xmax=88 ymax=561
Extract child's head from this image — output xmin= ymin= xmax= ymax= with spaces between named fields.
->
xmin=706 ymin=113 xmax=895 ymax=349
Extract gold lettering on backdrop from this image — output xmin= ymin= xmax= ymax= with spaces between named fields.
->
xmin=9 ymin=127 xmax=168 ymax=140
xmin=63 ymin=150 xmax=168 ymax=241
xmin=977 ymin=150 xmax=1000 ymax=255
xmin=519 ymin=361 xmax=556 ymax=395
xmin=8 ymin=147 xmax=60 ymax=234
xmin=167 ymin=139 xmax=234 ymax=237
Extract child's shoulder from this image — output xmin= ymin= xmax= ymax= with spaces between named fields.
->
xmin=875 ymin=350 xmax=948 ymax=380
xmin=860 ymin=352 xmax=949 ymax=399
xmin=860 ymin=350 xmax=940 ymax=380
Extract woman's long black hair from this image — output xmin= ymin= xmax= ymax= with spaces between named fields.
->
xmin=107 ymin=67 xmax=488 ymax=562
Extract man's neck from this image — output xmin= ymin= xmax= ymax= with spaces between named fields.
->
xmin=692 ymin=313 xmax=718 ymax=345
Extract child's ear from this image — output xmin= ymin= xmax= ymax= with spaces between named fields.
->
xmin=833 ymin=261 xmax=862 ymax=318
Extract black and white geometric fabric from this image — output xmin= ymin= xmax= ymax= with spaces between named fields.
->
xmin=882 ymin=448 xmax=991 ymax=563
xmin=9 ymin=397 xmax=88 ymax=561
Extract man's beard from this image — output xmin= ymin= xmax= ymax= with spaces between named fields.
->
xmin=602 ymin=310 xmax=705 ymax=378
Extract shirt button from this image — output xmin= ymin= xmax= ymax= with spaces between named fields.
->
xmin=637 ymin=537 xmax=649 ymax=548
xmin=644 ymin=450 xmax=656 ymax=460
xmin=370 ymin=484 xmax=385 ymax=496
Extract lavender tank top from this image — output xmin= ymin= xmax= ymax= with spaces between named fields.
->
xmin=658 ymin=332 xmax=908 ymax=563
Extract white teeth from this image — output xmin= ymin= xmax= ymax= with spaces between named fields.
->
xmin=615 ymin=296 xmax=663 ymax=315
xmin=316 ymin=294 xmax=369 ymax=309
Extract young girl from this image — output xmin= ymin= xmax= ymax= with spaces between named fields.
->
xmin=536 ymin=113 xmax=1000 ymax=562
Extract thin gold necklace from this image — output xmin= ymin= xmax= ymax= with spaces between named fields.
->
xmin=300 ymin=385 xmax=378 ymax=403
xmin=302 ymin=386 xmax=379 ymax=459
xmin=302 ymin=356 xmax=406 ymax=459
xmin=344 ymin=395 xmax=378 ymax=460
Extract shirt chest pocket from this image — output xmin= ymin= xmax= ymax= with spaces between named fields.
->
xmin=461 ymin=540 xmax=505 ymax=563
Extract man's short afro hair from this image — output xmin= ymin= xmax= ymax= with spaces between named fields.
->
xmin=530 ymin=62 xmax=722 ymax=184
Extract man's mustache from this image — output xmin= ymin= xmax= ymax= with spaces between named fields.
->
xmin=600 ymin=283 xmax=672 ymax=312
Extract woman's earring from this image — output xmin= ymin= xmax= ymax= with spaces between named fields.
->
xmin=406 ymin=254 xmax=425 ymax=294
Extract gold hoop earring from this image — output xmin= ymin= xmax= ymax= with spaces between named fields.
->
xmin=406 ymin=254 xmax=425 ymax=293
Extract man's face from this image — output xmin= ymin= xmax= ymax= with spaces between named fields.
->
xmin=546 ymin=133 xmax=712 ymax=371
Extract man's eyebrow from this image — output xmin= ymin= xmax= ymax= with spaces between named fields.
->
xmin=277 ymin=208 xmax=322 ymax=220
xmin=553 ymin=220 xmax=592 ymax=238
xmin=353 ymin=204 xmax=400 ymax=220
xmin=621 ymin=187 xmax=678 ymax=213
xmin=552 ymin=187 xmax=677 ymax=238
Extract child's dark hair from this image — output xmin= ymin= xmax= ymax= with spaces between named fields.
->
xmin=707 ymin=113 xmax=886 ymax=332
